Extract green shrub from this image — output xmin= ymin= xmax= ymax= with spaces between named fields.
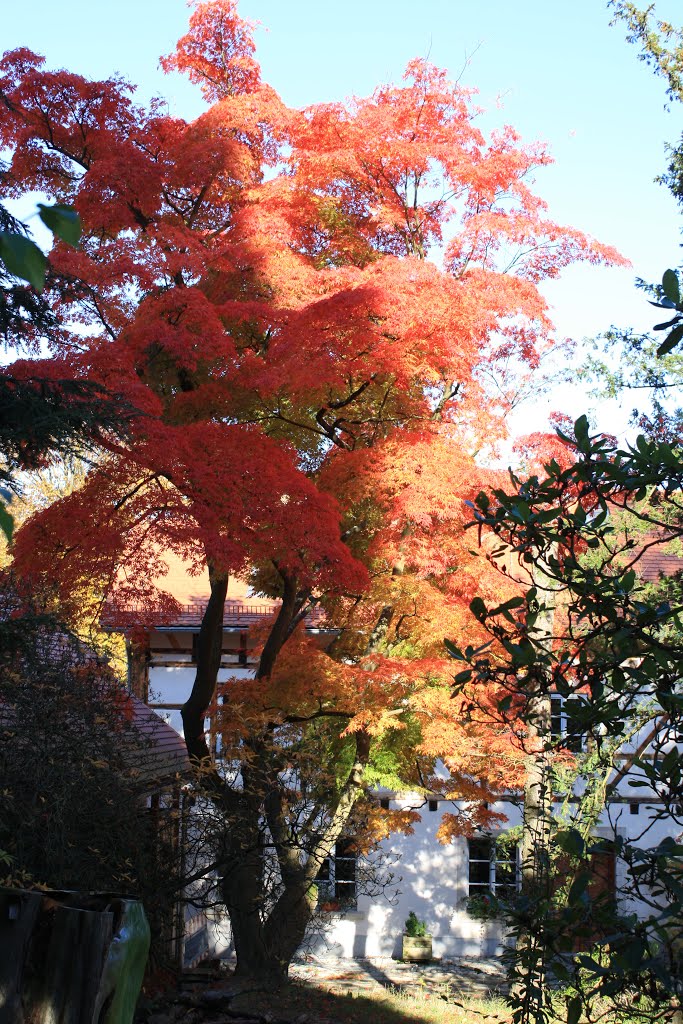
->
xmin=404 ymin=910 xmax=428 ymax=936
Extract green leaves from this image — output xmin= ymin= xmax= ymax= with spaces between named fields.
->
xmin=566 ymin=995 xmax=582 ymax=1024
xmin=657 ymin=322 xmax=683 ymax=356
xmin=573 ymin=413 xmax=590 ymax=446
xmin=555 ymin=828 xmax=586 ymax=860
xmin=0 ymin=500 xmax=14 ymax=545
xmin=0 ymin=204 xmax=81 ymax=290
xmin=38 ymin=203 xmax=82 ymax=247
xmin=469 ymin=596 xmax=488 ymax=622
xmin=652 ymin=269 xmax=683 ymax=355
xmin=453 ymin=408 xmax=683 ymax=1019
xmin=662 ymin=268 xmax=680 ymax=305
xmin=0 ymin=232 xmax=47 ymax=290
xmin=444 ymin=638 xmax=464 ymax=660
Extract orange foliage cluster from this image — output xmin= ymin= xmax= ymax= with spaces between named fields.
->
xmin=1 ymin=1 xmax=624 ymax=835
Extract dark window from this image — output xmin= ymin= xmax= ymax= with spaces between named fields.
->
xmin=630 ymin=802 xmax=640 ymax=815
xmin=551 ymin=695 xmax=586 ymax=752
xmin=380 ymin=797 xmax=390 ymax=810
xmin=428 ymin=799 xmax=438 ymax=812
xmin=468 ymin=838 xmax=520 ymax=899
xmin=315 ymin=840 xmax=357 ymax=909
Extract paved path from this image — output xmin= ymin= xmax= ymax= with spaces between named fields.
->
xmin=288 ymin=955 xmax=508 ymax=999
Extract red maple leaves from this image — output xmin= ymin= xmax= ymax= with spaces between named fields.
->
xmin=2 ymin=1 xmax=624 ymax=812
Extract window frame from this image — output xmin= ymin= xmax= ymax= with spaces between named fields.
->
xmin=467 ymin=836 xmax=520 ymax=899
xmin=315 ymin=840 xmax=358 ymax=910
xmin=551 ymin=693 xmax=587 ymax=752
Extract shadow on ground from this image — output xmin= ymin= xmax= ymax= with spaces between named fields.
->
xmin=232 ymin=977 xmax=510 ymax=1024
xmin=289 ymin=954 xmax=508 ymax=1000
xmin=136 ymin=963 xmax=511 ymax=1024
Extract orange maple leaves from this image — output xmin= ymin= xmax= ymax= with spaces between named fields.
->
xmin=2 ymin=1 xmax=625 ymax=830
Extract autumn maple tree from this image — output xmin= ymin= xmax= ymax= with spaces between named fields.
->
xmin=1 ymin=0 xmax=623 ymax=986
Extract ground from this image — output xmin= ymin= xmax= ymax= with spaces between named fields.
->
xmin=136 ymin=957 xmax=510 ymax=1024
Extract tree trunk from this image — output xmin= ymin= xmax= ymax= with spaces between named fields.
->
xmin=217 ymin=792 xmax=318 ymax=991
xmin=519 ymin=694 xmax=553 ymax=898
xmin=126 ymin=633 xmax=150 ymax=702
xmin=219 ymin=731 xmax=371 ymax=989
xmin=512 ymin=559 xmax=556 ymax=1023
xmin=181 ymin=564 xmax=229 ymax=766
xmin=222 ymin=870 xmax=314 ymax=990
xmin=179 ymin=560 xmax=370 ymax=989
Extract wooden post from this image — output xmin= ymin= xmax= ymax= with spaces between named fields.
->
xmin=0 ymin=888 xmax=148 ymax=1024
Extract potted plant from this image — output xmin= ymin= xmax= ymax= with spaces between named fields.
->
xmin=401 ymin=910 xmax=433 ymax=961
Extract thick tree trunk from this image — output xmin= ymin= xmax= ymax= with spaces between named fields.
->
xmin=519 ymin=557 xmax=556 ymax=900
xmin=179 ymin=559 xmax=370 ymax=989
xmin=220 ymin=731 xmax=371 ymax=989
xmin=219 ymin=808 xmax=294 ymax=990
xmin=219 ymin=810 xmax=332 ymax=991
xmin=222 ymin=870 xmax=314 ymax=990
xmin=519 ymin=694 xmax=553 ymax=897
xmin=181 ymin=564 xmax=228 ymax=766
xmin=512 ymin=559 xmax=556 ymax=1022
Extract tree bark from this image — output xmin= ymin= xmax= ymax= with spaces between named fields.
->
xmin=512 ymin=559 xmax=556 ymax=1023
xmin=179 ymin=559 xmax=372 ymax=989
xmin=181 ymin=564 xmax=229 ymax=766
xmin=519 ymin=693 xmax=553 ymax=899
xmin=257 ymin=572 xmax=300 ymax=680
xmin=220 ymin=731 xmax=371 ymax=988
xmin=126 ymin=634 xmax=150 ymax=701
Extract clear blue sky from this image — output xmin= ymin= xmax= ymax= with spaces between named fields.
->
xmin=3 ymin=0 xmax=682 ymax=434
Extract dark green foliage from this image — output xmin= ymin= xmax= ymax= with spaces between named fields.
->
xmin=0 ymin=607 xmax=181 ymax=961
xmin=0 ymin=197 xmax=81 ymax=292
xmin=0 ymin=191 xmax=80 ymax=335
xmin=0 ymin=231 xmax=46 ymax=291
xmin=449 ymin=418 xmax=683 ymax=1022
xmin=37 ymin=203 xmax=81 ymax=248
xmin=0 ymin=194 xmax=130 ymax=543
xmin=0 ymin=375 xmax=132 ymax=484
xmin=650 ymin=269 xmax=683 ymax=356
xmin=0 ymin=199 xmax=59 ymax=349
xmin=404 ymin=910 xmax=428 ymax=937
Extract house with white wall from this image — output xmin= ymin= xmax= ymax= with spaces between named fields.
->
xmin=108 ymin=552 xmax=683 ymax=963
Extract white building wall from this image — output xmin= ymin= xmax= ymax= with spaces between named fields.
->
xmin=148 ymin=661 xmax=681 ymax=962
xmin=306 ymin=796 xmax=518 ymax=959
xmin=307 ymin=785 xmax=680 ymax=960
xmin=149 ymin=664 xmax=253 ymax=734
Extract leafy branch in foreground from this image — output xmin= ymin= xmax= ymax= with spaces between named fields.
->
xmin=649 ymin=268 xmax=683 ymax=356
xmin=0 ymin=200 xmax=85 ymax=543
xmin=0 ymin=202 xmax=80 ymax=291
xmin=448 ymin=416 xmax=683 ymax=1024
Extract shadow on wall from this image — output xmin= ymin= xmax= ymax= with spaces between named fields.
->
xmin=307 ymin=804 xmax=509 ymax=959
xmin=200 ymin=803 xmax=511 ymax=964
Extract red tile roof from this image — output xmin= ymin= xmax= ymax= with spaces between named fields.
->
xmin=127 ymin=696 xmax=191 ymax=782
xmin=634 ymin=546 xmax=683 ymax=584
